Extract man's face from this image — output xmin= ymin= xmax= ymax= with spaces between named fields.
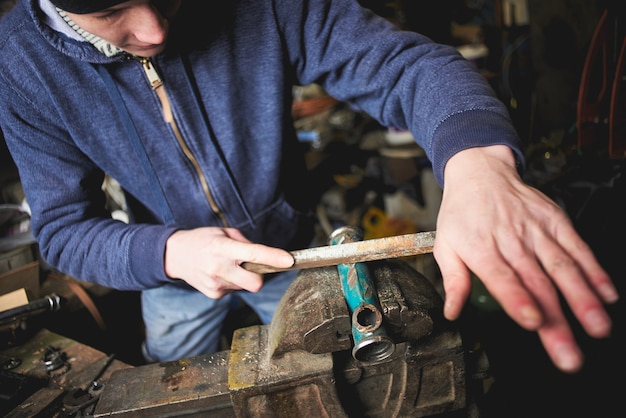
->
xmin=65 ymin=0 xmax=182 ymax=57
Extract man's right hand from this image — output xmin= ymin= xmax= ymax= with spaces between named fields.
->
xmin=164 ymin=227 xmax=295 ymax=299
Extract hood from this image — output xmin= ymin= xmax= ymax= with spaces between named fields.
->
xmin=14 ymin=0 xmax=128 ymax=64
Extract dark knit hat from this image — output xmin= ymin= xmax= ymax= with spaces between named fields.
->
xmin=49 ymin=0 xmax=129 ymax=14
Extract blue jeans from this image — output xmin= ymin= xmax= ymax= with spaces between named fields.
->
xmin=141 ymin=269 xmax=299 ymax=363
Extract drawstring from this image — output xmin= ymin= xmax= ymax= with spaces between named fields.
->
xmin=95 ymin=64 xmax=176 ymax=225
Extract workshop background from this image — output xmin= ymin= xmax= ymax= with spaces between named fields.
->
xmin=1 ymin=0 xmax=624 ymax=417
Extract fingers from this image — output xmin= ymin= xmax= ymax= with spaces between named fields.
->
xmin=197 ymin=237 xmax=293 ymax=296
xmin=532 ymin=226 xmax=615 ymax=339
xmin=436 ymin=250 xmax=472 ymax=320
xmin=164 ymin=227 xmax=295 ymax=299
xmin=437 ymin=250 xmax=583 ymax=373
xmin=552 ymin=227 xmax=619 ymax=304
xmin=536 ymin=310 xmax=584 ymax=373
xmin=434 ymin=217 xmax=615 ymax=373
xmin=197 ymin=260 xmax=263 ymax=298
xmin=435 ymin=233 xmax=544 ymax=331
xmin=488 ymin=232 xmax=588 ymax=372
xmin=228 ymin=239 xmax=295 ymax=271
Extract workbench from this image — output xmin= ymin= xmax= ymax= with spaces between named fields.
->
xmin=0 ymin=328 xmax=131 ymax=417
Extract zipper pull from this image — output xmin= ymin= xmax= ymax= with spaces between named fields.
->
xmin=140 ymin=58 xmax=173 ymax=123
xmin=141 ymin=58 xmax=163 ymax=90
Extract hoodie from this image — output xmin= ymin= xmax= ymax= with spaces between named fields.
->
xmin=0 ymin=0 xmax=524 ymax=290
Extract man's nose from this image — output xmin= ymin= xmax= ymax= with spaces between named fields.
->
xmin=131 ymin=4 xmax=168 ymax=44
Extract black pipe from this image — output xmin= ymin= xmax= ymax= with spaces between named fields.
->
xmin=0 ymin=293 xmax=64 ymax=323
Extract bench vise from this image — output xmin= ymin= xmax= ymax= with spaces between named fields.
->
xmin=94 ymin=237 xmax=486 ymax=417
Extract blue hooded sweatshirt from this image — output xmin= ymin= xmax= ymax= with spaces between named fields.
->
xmin=0 ymin=0 xmax=523 ymax=290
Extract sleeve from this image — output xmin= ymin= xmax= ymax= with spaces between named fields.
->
xmin=276 ymin=0 xmax=525 ymax=185
xmin=0 ymin=80 xmax=177 ymax=291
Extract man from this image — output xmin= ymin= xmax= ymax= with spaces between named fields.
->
xmin=0 ymin=0 xmax=618 ymax=371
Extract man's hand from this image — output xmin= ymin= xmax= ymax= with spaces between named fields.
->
xmin=436 ymin=145 xmax=619 ymax=373
xmin=163 ymin=227 xmax=295 ymax=299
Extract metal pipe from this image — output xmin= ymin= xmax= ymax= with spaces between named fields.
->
xmin=0 ymin=293 xmax=64 ymax=324
xmin=329 ymin=226 xmax=395 ymax=363
xmin=242 ymin=230 xmax=435 ymax=274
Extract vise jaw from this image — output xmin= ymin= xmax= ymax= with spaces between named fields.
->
xmin=236 ymin=259 xmax=471 ymax=417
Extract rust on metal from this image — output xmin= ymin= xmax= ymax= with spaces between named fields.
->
xmin=242 ymin=231 xmax=436 ymax=274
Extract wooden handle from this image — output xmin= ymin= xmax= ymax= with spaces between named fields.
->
xmin=241 ymin=231 xmax=436 ymax=274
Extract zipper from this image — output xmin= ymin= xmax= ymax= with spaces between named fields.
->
xmin=140 ymin=58 xmax=228 ymax=227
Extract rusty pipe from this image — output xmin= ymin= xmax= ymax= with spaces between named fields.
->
xmin=241 ymin=230 xmax=435 ymax=274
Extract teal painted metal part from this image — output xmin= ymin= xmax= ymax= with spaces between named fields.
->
xmin=329 ymin=226 xmax=395 ymax=363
